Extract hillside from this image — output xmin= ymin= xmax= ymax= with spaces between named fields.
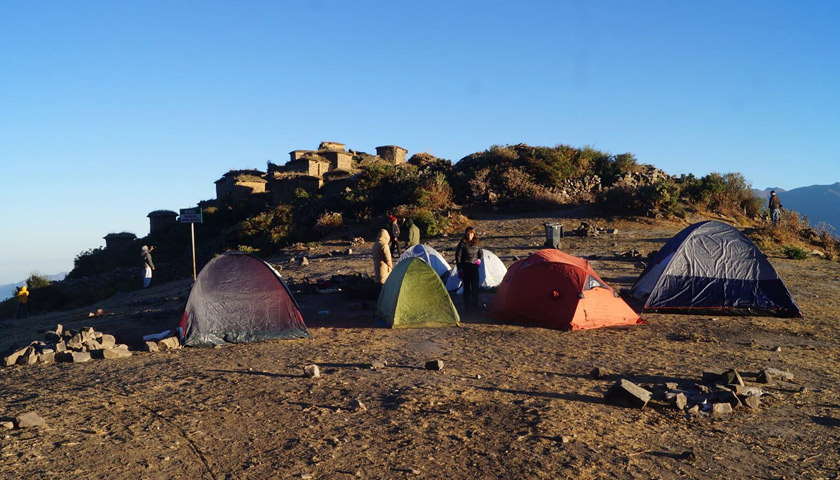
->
xmin=1 ymin=210 xmax=839 ymax=479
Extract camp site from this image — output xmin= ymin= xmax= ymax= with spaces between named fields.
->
xmin=2 ymin=209 xmax=839 ymax=479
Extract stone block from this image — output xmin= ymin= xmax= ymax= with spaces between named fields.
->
xmin=17 ymin=347 xmax=38 ymax=366
xmin=0 ymin=421 xmax=13 ymax=430
xmin=4 ymin=347 xmax=29 ymax=367
xmin=303 ymin=364 xmax=320 ymax=378
xmin=37 ymin=352 xmax=56 ymax=364
xmin=55 ymin=324 xmax=63 ymax=336
xmin=671 ymin=392 xmax=687 ymax=410
xmin=67 ymin=333 xmax=84 ymax=351
xmin=425 ymin=360 xmax=444 ymax=371
xmin=99 ymin=334 xmax=116 ymax=348
xmin=702 ymin=368 xmax=743 ymax=386
xmin=102 ymin=346 xmax=132 ymax=360
xmin=82 ymin=339 xmax=102 ymax=351
xmin=15 ymin=412 xmax=46 ymax=428
xmin=741 ymin=394 xmax=761 ymax=409
xmin=56 ymin=351 xmax=92 ymax=363
xmin=144 ymin=341 xmax=160 ymax=352
xmin=604 ymin=379 xmax=651 ymax=409
xmin=757 ymin=368 xmax=794 ymax=383
xmin=711 ymin=390 xmax=741 ymax=409
xmin=54 ymin=341 xmax=67 ymax=353
xmin=711 ymin=403 xmax=733 ymax=414
xmin=45 ymin=331 xmax=62 ymax=342
xmin=157 ymin=337 xmax=181 ymax=351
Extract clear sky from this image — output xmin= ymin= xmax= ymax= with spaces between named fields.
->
xmin=1 ymin=0 xmax=838 ymax=284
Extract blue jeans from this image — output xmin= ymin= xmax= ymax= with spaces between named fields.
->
xmin=770 ymin=208 xmax=781 ymax=225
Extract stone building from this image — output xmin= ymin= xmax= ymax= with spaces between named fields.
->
xmin=147 ymin=210 xmax=178 ymax=235
xmin=376 ymin=145 xmax=408 ymax=165
xmin=267 ymin=174 xmax=323 ymax=204
xmin=103 ymin=232 xmax=137 ymax=251
xmin=215 ymin=169 xmax=267 ymax=200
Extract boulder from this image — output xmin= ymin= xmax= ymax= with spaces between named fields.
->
xmin=604 ymin=379 xmax=652 ymax=409
xmin=15 ymin=412 xmax=46 ymax=428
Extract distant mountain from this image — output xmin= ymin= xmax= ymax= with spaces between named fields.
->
xmin=752 ymin=187 xmax=787 ymax=199
xmin=755 ymin=183 xmax=840 ymax=232
xmin=0 ymin=272 xmax=67 ymax=302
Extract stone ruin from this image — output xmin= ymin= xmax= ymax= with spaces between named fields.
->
xmin=3 ymin=324 xmax=132 ymax=366
xmin=600 ymin=367 xmax=799 ymax=415
xmin=2 ymin=324 xmax=183 ymax=368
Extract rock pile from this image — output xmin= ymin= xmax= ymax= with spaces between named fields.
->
xmin=603 ymin=367 xmax=794 ymax=414
xmin=3 ymin=324 xmax=132 ymax=367
xmin=570 ymin=222 xmax=617 ymax=237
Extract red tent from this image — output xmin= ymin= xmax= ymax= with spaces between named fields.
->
xmin=489 ymin=249 xmax=642 ymax=330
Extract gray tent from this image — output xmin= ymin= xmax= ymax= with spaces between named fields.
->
xmin=178 ymin=252 xmax=310 ymax=346
xmin=630 ymin=221 xmax=801 ymax=317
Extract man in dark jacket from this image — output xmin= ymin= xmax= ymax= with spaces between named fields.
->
xmin=769 ymin=191 xmax=782 ymax=226
xmin=388 ymin=215 xmax=401 ymax=255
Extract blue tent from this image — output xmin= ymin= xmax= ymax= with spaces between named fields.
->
xmin=630 ymin=221 xmax=801 ymax=317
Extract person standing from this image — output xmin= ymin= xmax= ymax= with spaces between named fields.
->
xmin=15 ymin=285 xmax=29 ymax=319
xmin=141 ymin=245 xmax=156 ymax=288
xmin=769 ymin=190 xmax=782 ymax=226
xmin=372 ymin=229 xmax=393 ymax=286
xmin=387 ymin=215 xmax=402 ymax=255
xmin=455 ymin=226 xmax=483 ymax=312
xmin=405 ymin=218 xmax=420 ymax=248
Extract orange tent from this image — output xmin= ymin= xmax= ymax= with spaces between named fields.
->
xmin=489 ymin=249 xmax=642 ymax=331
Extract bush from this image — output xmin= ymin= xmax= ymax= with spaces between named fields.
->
xmin=315 ymin=211 xmax=343 ymax=232
xmin=782 ymin=245 xmax=809 ymax=260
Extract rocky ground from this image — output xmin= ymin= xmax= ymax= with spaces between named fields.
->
xmin=1 ymin=208 xmax=839 ymax=479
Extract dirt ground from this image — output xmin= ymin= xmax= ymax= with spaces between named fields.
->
xmin=2 ymin=208 xmax=839 ymax=479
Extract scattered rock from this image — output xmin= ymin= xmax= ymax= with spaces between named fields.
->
xmin=303 ymin=364 xmax=321 ymax=378
xmin=671 ymin=392 xmax=687 ymax=410
xmin=99 ymin=334 xmax=116 ymax=348
xmin=711 ymin=403 xmax=733 ymax=414
xmin=144 ymin=341 xmax=160 ymax=352
xmin=0 ymin=421 xmax=14 ymax=430
xmin=300 ymin=257 xmax=310 ymax=266
xmin=157 ymin=337 xmax=181 ymax=351
xmin=15 ymin=412 xmax=46 ymax=428
xmin=102 ymin=346 xmax=132 ymax=360
xmin=370 ymin=360 xmax=387 ymax=370
xmin=604 ymin=379 xmax=651 ymax=409
xmin=424 ymin=360 xmax=444 ymax=371
xmin=590 ymin=366 xmax=610 ymax=378
xmin=349 ymin=398 xmax=367 ymax=412
xmin=741 ymin=394 xmax=761 ymax=409
xmin=56 ymin=351 xmax=92 ymax=363
xmin=772 ymin=346 xmax=782 ymax=352
xmin=757 ymin=368 xmax=794 ymax=383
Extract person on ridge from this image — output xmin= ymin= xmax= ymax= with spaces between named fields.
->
xmin=455 ymin=226 xmax=483 ymax=312
xmin=405 ymin=218 xmax=420 ymax=249
xmin=387 ymin=215 xmax=401 ymax=255
xmin=372 ymin=229 xmax=393 ymax=286
xmin=768 ymin=190 xmax=782 ymax=226
xmin=15 ymin=285 xmax=29 ymax=319
xmin=141 ymin=245 xmax=156 ymax=288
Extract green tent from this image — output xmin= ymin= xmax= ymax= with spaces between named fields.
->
xmin=377 ymin=257 xmax=461 ymax=328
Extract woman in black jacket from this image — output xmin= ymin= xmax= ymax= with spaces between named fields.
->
xmin=455 ymin=226 xmax=483 ymax=311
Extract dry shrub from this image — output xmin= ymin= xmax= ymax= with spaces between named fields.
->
xmin=315 ymin=212 xmax=343 ymax=231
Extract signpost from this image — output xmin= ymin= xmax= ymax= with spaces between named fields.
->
xmin=179 ymin=207 xmax=203 ymax=280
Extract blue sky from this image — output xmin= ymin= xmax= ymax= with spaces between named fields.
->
xmin=1 ymin=1 xmax=838 ymax=284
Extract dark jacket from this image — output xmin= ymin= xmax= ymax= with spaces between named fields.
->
xmin=769 ymin=195 xmax=781 ymax=210
xmin=455 ymin=240 xmax=483 ymax=268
